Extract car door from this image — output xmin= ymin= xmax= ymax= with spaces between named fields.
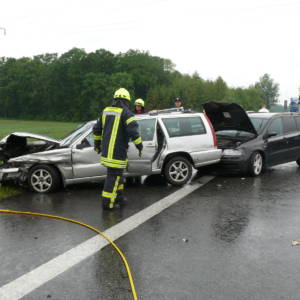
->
xmin=282 ymin=116 xmax=300 ymax=161
xmin=293 ymin=116 xmax=300 ymax=160
xmin=127 ymin=118 xmax=158 ymax=175
xmin=71 ymin=131 xmax=106 ymax=178
xmin=264 ymin=117 xmax=287 ymax=165
xmin=161 ymin=115 xmax=221 ymax=166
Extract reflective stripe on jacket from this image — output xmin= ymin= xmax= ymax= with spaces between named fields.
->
xmin=93 ymin=106 xmax=142 ymax=169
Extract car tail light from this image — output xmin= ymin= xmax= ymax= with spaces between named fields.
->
xmin=204 ymin=113 xmax=217 ymax=147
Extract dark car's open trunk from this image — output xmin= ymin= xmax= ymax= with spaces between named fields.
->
xmin=216 ymin=133 xmax=254 ymax=149
xmin=203 ymin=101 xmax=258 ymax=150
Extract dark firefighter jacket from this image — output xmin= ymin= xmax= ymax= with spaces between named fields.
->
xmin=93 ymin=101 xmax=142 ymax=169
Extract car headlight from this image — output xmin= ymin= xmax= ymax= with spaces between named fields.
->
xmin=222 ymin=149 xmax=243 ymax=156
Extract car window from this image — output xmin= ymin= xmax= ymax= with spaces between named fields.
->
xmin=85 ymin=133 xmax=94 ymax=146
xmin=249 ymin=117 xmax=268 ymax=134
xmin=267 ymin=118 xmax=283 ymax=136
xmin=162 ymin=117 xmax=206 ymax=137
xmin=60 ymin=122 xmax=94 ymax=147
xmin=295 ymin=116 xmax=300 ymax=130
xmin=282 ymin=116 xmax=297 ymax=133
xmin=137 ymin=119 xmax=156 ymax=141
xmin=79 ymin=120 xmax=156 ymax=146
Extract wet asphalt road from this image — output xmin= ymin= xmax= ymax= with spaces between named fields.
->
xmin=1 ymin=163 xmax=300 ymax=299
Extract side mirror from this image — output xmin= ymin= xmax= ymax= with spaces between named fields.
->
xmin=76 ymin=138 xmax=91 ymax=149
xmin=76 ymin=143 xmax=85 ymax=150
xmin=265 ymin=132 xmax=277 ymax=139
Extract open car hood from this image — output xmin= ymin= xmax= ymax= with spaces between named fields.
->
xmin=0 ymin=132 xmax=60 ymax=145
xmin=202 ymin=102 xmax=257 ymax=135
xmin=0 ymin=132 xmax=61 ymax=162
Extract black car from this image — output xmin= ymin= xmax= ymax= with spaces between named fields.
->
xmin=203 ymin=101 xmax=300 ymax=176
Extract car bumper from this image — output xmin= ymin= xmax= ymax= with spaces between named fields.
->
xmin=0 ymin=168 xmax=20 ymax=182
xmin=192 ymin=148 xmax=222 ymax=168
xmin=216 ymin=156 xmax=248 ymax=174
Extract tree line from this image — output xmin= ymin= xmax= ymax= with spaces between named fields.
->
xmin=0 ymin=48 xmax=279 ymax=122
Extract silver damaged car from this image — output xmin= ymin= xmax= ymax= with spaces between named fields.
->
xmin=0 ymin=108 xmax=222 ymax=193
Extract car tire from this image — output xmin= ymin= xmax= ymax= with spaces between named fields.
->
xmin=125 ymin=176 xmax=141 ymax=185
xmin=296 ymin=159 xmax=300 ymax=167
xmin=164 ymin=156 xmax=193 ymax=186
xmin=248 ymin=151 xmax=263 ymax=176
xmin=28 ymin=164 xmax=61 ymax=193
xmin=196 ymin=165 xmax=211 ymax=175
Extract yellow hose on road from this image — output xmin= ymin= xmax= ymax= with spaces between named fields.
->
xmin=0 ymin=209 xmax=138 ymax=300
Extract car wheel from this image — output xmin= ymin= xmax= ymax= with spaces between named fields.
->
xmin=164 ymin=156 xmax=193 ymax=186
xmin=28 ymin=164 xmax=61 ymax=193
xmin=125 ymin=176 xmax=141 ymax=185
xmin=196 ymin=165 xmax=211 ymax=175
xmin=248 ymin=151 xmax=263 ymax=176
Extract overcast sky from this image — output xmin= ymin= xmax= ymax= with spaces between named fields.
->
xmin=1 ymin=0 xmax=300 ymax=104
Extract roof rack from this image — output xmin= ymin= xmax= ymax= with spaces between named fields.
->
xmin=148 ymin=107 xmax=194 ymax=116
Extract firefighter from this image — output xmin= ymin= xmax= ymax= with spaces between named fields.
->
xmin=134 ymin=98 xmax=146 ymax=114
xmin=93 ymin=88 xmax=143 ymax=210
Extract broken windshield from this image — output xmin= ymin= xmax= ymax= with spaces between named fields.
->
xmin=60 ymin=122 xmax=95 ymax=147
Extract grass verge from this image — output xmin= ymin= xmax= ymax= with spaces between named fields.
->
xmin=0 ymin=185 xmax=24 ymax=199
xmin=0 ymin=119 xmax=80 ymax=140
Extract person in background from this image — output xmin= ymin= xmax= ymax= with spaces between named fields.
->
xmin=93 ymin=88 xmax=143 ymax=210
xmin=174 ymin=97 xmax=183 ymax=109
xmin=134 ymin=98 xmax=146 ymax=114
xmin=258 ymin=104 xmax=270 ymax=113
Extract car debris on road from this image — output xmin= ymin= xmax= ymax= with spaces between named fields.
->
xmin=291 ymin=240 xmax=300 ymax=246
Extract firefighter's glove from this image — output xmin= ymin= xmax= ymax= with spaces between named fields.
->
xmin=95 ymin=147 xmax=101 ymax=154
xmin=94 ymin=141 xmax=101 ymax=154
xmin=136 ymin=143 xmax=143 ymax=158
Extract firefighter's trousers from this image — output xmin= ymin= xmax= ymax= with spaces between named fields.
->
xmin=102 ymin=167 xmax=124 ymax=209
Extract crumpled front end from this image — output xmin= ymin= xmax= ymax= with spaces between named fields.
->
xmin=0 ymin=167 xmax=22 ymax=183
xmin=0 ymin=148 xmax=72 ymax=187
xmin=0 ymin=157 xmax=33 ymax=185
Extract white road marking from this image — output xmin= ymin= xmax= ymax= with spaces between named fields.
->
xmin=0 ymin=175 xmax=215 ymax=300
